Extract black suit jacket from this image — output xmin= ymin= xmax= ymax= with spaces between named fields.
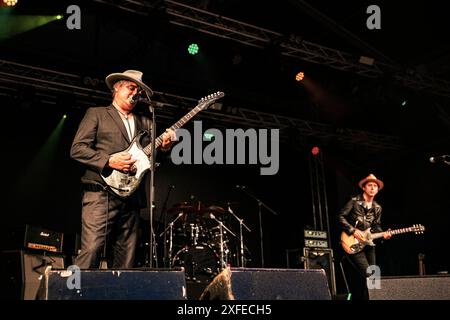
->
xmin=70 ymin=104 xmax=152 ymax=190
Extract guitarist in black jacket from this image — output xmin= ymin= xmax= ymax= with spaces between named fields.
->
xmin=338 ymin=174 xmax=391 ymax=300
xmin=70 ymin=70 xmax=175 ymax=269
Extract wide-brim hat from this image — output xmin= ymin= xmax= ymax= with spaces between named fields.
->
xmin=358 ymin=173 xmax=384 ymax=190
xmin=105 ymin=69 xmax=153 ymax=97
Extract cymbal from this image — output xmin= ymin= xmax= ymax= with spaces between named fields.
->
xmin=200 ymin=205 xmax=226 ymax=218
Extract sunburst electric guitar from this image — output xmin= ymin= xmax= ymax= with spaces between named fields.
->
xmin=340 ymin=224 xmax=425 ymax=254
xmin=101 ymin=92 xmax=225 ymax=198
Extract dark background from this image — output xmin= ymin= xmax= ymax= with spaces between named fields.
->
xmin=1 ymin=0 xmax=449 ymax=295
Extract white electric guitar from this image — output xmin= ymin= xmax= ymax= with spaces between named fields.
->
xmin=101 ymin=92 xmax=225 ymax=198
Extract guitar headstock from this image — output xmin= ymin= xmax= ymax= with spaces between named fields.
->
xmin=198 ymin=91 xmax=225 ymax=107
xmin=412 ymin=224 xmax=425 ymax=234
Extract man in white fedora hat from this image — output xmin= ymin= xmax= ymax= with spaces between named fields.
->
xmin=70 ymin=70 xmax=175 ymax=269
xmin=338 ymin=173 xmax=391 ymax=300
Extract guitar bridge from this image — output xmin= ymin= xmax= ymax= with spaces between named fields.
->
xmin=350 ymin=243 xmax=364 ymax=252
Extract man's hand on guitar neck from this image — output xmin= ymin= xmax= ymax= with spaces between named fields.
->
xmin=160 ymin=128 xmax=176 ymax=152
xmin=108 ymin=152 xmax=137 ymax=173
xmin=383 ymin=229 xmax=392 ymax=239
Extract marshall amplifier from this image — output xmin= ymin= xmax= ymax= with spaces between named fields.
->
xmin=24 ymin=225 xmax=63 ymax=253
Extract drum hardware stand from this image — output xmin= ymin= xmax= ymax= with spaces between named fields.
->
xmin=237 ymin=185 xmax=278 ymax=267
xmin=160 ymin=212 xmax=184 ymax=268
xmin=226 ymin=202 xmax=251 ymax=267
xmin=189 ymin=223 xmax=200 ymax=246
xmin=209 ymin=213 xmax=236 ymax=270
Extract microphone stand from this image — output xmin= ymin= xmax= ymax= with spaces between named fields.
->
xmin=159 ymin=212 xmax=184 ymax=268
xmin=144 ymin=91 xmax=157 ymax=268
xmin=238 ymin=186 xmax=278 ymax=268
xmin=226 ymin=203 xmax=251 ymax=267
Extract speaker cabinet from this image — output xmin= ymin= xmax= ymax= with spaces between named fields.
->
xmin=43 ymin=268 xmax=187 ymax=300
xmin=200 ymin=267 xmax=331 ymax=300
xmin=303 ymin=247 xmax=336 ymax=296
xmin=2 ymin=250 xmax=65 ymax=300
xmin=369 ymin=275 xmax=450 ymax=300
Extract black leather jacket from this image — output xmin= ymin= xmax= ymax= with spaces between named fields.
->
xmin=338 ymin=194 xmax=383 ymax=235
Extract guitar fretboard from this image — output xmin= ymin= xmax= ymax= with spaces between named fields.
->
xmin=389 ymin=227 xmax=416 ymax=235
xmin=372 ymin=226 xmax=422 ymax=239
xmin=142 ymin=103 xmax=205 ymax=156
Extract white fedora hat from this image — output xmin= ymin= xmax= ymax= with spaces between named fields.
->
xmin=105 ymin=69 xmax=153 ymax=96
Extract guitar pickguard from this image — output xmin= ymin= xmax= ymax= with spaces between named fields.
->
xmin=101 ymin=140 xmax=151 ymax=197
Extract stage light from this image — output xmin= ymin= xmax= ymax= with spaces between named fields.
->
xmin=401 ymin=100 xmax=408 ymax=106
xmin=295 ymin=72 xmax=305 ymax=81
xmin=56 ymin=15 xmax=63 ymax=20
xmin=3 ymin=0 xmax=18 ymax=7
xmin=204 ymin=132 xmax=214 ymax=141
xmin=1 ymin=14 xmax=61 ymax=40
xmin=311 ymin=146 xmax=320 ymax=156
xmin=63 ymin=114 xmax=67 ymax=119
xmin=188 ymin=43 xmax=199 ymax=55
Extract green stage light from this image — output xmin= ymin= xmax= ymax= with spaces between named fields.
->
xmin=203 ymin=132 xmax=214 ymax=141
xmin=1 ymin=15 xmax=61 ymax=40
xmin=56 ymin=15 xmax=63 ymax=20
xmin=188 ymin=43 xmax=199 ymax=55
xmin=63 ymin=114 xmax=67 ymax=119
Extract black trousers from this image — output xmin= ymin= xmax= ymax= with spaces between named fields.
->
xmin=74 ymin=189 xmax=140 ymax=269
xmin=344 ymin=246 xmax=376 ymax=300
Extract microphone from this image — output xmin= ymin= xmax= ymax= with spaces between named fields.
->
xmin=131 ymin=89 xmax=147 ymax=103
xmin=429 ymin=155 xmax=450 ymax=163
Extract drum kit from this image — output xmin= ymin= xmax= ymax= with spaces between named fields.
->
xmin=160 ymin=201 xmax=250 ymax=282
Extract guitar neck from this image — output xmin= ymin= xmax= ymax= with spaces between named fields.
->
xmin=142 ymin=102 xmax=205 ymax=156
xmin=372 ymin=227 xmax=417 ymax=239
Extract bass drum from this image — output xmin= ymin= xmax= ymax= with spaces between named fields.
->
xmin=172 ymin=244 xmax=220 ymax=282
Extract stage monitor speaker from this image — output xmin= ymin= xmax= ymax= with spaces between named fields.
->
xmin=369 ymin=275 xmax=450 ymax=300
xmin=200 ymin=267 xmax=331 ymax=300
xmin=1 ymin=250 xmax=65 ymax=300
xmin=42 ymin=268 xmax=187 ymax=300
xmin=303 ymin=247 xmax=336 ymax=296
